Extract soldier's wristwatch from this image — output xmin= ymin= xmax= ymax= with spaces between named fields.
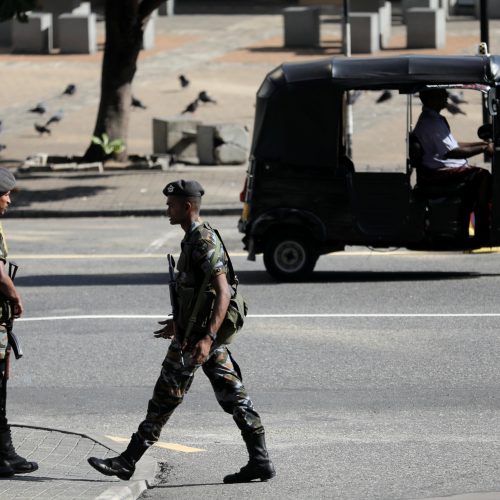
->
xmin=206 ymin=332 xmax=216 ymax=342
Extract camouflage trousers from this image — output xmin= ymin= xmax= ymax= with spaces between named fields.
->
xmin=0 ymin=325 xmax=8 ymax=430
xmin=135 ymin=339 xmax=264 ymax=447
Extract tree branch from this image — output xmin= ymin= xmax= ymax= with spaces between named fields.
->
xmin=138 ymin=0 xmax=167 ymax=22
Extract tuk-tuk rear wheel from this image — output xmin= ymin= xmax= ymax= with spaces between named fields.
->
xmin=263 ymin=232 xmax=317 ymax=281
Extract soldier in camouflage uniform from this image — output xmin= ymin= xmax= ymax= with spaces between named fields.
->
xmin=89 ymin=180 xmax=275 ymax=483
xmin=0 ymin=168 xmax=38 ymax=477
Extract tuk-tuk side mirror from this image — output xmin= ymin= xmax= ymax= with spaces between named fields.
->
xmin=487 ymin=87 xmax=498 ymax=116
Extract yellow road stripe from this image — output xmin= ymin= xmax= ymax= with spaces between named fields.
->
xmin=105 ymin=435 xmax=206 ymax=453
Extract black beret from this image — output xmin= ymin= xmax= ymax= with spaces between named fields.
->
xmin=163 ymin=179 xmax=205 ymax=198
xmin=0 ymin=168 xmax=16 ymax=194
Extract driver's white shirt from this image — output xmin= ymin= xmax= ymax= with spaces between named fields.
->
xmin=413 ymin=106 xmax=468 ymax=170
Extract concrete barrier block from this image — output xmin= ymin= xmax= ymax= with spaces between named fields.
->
xmin=153 ymin=118 xmax=201 ymax=159
xmin=350 ymin=13 xmax=379 ymax=54
xmin=158 ymin=0 xmax=175 ymax=16
xmin=402 ymin=0 xmax=439 ymax=22
xmin=72 ymin=2 xmax=91 ymax=15
xmin=283 ymin=7 xmax=320 ymax=48
xmin=406 ymin=8 xmax=446 ymax=48
xmin=197 ymin=124 xmax=249 ymax=165
xmin=0 ymin=20 xmax=13 ymax=47
xmin=58 ymin=13 xmax=97 ymax=54
xmin=142 ymin=17 xmax=155 ymax=50
xmin=12 ymin=12 xmax=53 ymax=53
xmin=39 ymin=0 xmax=81 ymax=46
xmin=380 ymin=1 xmax=392 ymax=48
xmin=351 ymin=0 xmax=385 ymax=12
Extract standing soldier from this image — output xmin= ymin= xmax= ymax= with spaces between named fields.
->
xmin=88 ymin=180 xmax=275 ymax=483
xmin=0 ymin=168 xmax=38 ymax=477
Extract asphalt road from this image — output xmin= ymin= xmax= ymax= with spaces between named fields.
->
xmin=3 ymin=216 xmax=500 ymax=499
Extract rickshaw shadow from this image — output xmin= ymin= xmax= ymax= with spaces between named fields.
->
xmin=237 ymin=270 xmax=484 ymax=285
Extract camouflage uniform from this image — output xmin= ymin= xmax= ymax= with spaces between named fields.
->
xmin=0 ymin=224 xmax=7 ymax=364
xmin=0 ymin=224 xmax=10 ymax=431
xmin=135 ymin=221 xmax=264 ymax=448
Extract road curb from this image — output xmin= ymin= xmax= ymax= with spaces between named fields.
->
xmin=11 ymin=424 xmax=158 ymax=500
xmin=6 ymin=206 xmax=243 ymax=218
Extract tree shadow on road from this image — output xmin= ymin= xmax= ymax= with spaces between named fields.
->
xmin=11 ymin=186 xmax=110 ymax=208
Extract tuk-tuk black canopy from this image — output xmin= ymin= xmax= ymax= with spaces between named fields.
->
xmin=252 ymin=55 xmax=500 ymax=166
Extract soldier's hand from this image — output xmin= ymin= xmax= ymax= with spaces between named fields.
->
xmin=153 ymin=318 xmax=174 ymax=339
xmin=191 ymin=337 xmax=212 ymax=364
xmin=11 ymin=298 xmax=23 ymax=318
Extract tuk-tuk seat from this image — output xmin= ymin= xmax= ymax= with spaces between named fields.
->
xmin=409 ymin=132 xmax=468 ymax=199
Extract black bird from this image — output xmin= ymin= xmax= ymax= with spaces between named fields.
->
xmin=376 ymin=90 xmax=393 ymax=104
xmin=131 ymin=96 xmax=147 ymax=109
xmin=181 ymin=99 xmax=199 ymax=114
xmin=198 ymin=90 xmax=217 ymax=104
xmin=63 ymin=84 xmax=76 ymax=96
xmin=445 ymin=102 xmax=466 ymax=116
xmin=179 ymin=74 xmax=190 ymax=88
xmin=29 ymin=103 xmax=46 ymax=114
xmin=0 ymin=144 xmax=6 ymax=152
xmin=34 ymin=123 xmax=51 ymax=135
xmin=45 ymin=109 xmax=64 ymax=127
xmin=447 ymin=90 xmax=468 ymax=105
xmin=0 ymin=120 xmax=3 ymax=134
xmin=347 ymin=90 xmax=363 ymax=106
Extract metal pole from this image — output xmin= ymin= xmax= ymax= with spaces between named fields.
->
xmin=480 ymin=0 xmax=489 ymax=49
xmin=480 ymin=0 xmax=489 ymax=164
xmin=344 ymin=0 xmax=353 ymax=157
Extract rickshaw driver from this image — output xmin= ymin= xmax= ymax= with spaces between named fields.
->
xmin=413 ymin=88 xmax=494 ymax=244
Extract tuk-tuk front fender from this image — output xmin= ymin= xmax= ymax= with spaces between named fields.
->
xmin=250 ymin=208 xmax=327 ymax=243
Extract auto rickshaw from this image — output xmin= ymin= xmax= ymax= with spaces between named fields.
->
xmin=238 ymin=53 xmax=500 ymax=281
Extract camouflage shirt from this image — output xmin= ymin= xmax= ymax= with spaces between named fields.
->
xmin=175 ymin=221 xmax=228 ymax=335
xmin=177 ymin=221 xmax=228 ymax=289
xmin=0 ymin=223 xmax=8 ymax=262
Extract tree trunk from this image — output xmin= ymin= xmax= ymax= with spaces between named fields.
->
xmin=83 ymin=0 xmax=142 ymax=162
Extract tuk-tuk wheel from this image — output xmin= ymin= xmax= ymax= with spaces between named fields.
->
xmin=263 ymin=232 xmax=317 ymax=281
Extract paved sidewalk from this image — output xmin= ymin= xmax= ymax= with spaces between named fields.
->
xmin=9 ymin=165 xmax=246 ymax=218
xmin=0 ymin=425 xmax=157 ymax=500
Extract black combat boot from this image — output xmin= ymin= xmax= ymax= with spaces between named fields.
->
xmin=223 ymin=432 xmax=276 ymax=483
xmin=88 ymin=433 xmax=148 ymax=481
xmin=0 ymin=428 xmax=38 ymax=474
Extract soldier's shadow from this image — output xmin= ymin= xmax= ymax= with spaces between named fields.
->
xmin=236 ymin=270 xmax=484 ymax=285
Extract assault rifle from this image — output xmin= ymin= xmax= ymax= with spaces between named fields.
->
xmin=5 ymin=261 xmax=22 ymax=360
xmin=167 ymin=254 xmax=179 ymax=332
xmin=167 ymin=254 xmax=184 ymax=365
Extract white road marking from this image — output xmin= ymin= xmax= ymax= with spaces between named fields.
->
xmin=15 ymin=313 xmax=500 ymax=322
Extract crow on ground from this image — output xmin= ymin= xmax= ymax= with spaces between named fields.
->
xmin=179 ymin=74 xmax=190 ymax=88
xmin=376 ymin=90 xmax=393 ymax=104
xmin=45 ymin=109 xmax=64 ymax=127
xmin=29 ymin=103 xmax=46 ymax=114
xmin=63 ymin=84 xmax=76 ymax=96
xmin=131 ymin=96 xmax=147 ymax=109
xmin=35 ymin=123 xmax=51 ymax=135
xmin=181 ymin=99 xmax=199 ymax=114
xmin=198 ymin=90 xmax=217 ymax=104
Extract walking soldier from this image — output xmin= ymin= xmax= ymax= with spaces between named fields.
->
xmin=0 ymin=168 xmax=38 ymax=477
xmin=88 ymin=179 xmax=275 ymax=483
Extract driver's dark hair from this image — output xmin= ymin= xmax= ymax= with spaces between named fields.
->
xmin=419 ymin=88 xmax=447 ymax=106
